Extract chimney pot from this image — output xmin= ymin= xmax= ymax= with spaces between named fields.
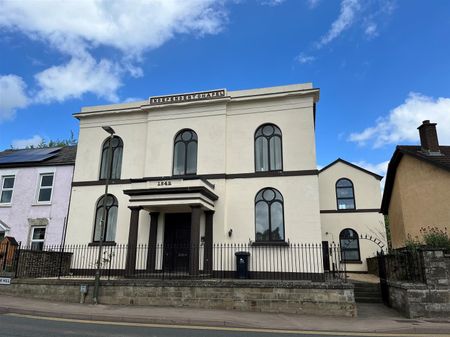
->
xmin=417 ymin=120 xmax=440 ymax=154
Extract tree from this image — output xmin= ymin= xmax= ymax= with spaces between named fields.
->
xmin=11 ymin=131 xmax=77 ymax=149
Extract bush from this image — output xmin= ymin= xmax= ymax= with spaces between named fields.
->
xmin=420 ymin=226 xmax=450 ymax=250
xmin=405 ymin=234 xmax=422 ymax=251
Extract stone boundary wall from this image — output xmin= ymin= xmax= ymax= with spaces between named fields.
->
xmin=388 ymin=249 xmax=450 ymax=318
xmin=388 ymin=281 xmax=450 ymax=318
xmin=0 ymin=279 xmax=356 ymax=317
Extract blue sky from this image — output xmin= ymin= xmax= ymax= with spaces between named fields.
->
xmin=1 ymin=0 xmax=450 ymax=179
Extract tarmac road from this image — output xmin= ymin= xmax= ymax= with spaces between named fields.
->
xmin=1 ymin=313 xmax=448 ymax=337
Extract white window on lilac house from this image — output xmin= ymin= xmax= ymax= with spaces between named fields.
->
xmin=0 ymin=175 xmax=15 ymax=204
xmin=30 ymin=227 xmax=46 ymax=251
xmin=37 ymin=173 xmax=54 ymax=203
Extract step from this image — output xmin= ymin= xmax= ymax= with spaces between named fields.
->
xmin=355 ymin=296 xmax=383 ymax=303
xmin=354 ymin=291 xmax=380 ymax=296
xmin=354 ymin=288 xmax=380 ymax=292
xmin=355 ymin=294 xmax=381 ymax=298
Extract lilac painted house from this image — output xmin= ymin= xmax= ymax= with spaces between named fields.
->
xmin=0 ymin=146 xmax=76 ymax=248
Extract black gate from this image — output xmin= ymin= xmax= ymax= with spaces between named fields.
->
xmin=377 ymin=250 xmax=390 ymax=306
xmin=322 ymin=241 xmax=330 ymax=272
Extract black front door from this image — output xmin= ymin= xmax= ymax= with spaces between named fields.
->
xmin=163 ymin=213 xmax=191 ymax=272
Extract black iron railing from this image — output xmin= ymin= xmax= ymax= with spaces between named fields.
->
xmin=379 ymin=248 xmax=426 ymax=283
xmin=6 ymin=242 xmax=346 ymax=282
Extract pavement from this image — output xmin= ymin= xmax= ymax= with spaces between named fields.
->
xmin=0 ymin=294 xmax=449 ymax=336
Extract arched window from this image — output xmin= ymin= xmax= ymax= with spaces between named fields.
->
xmin=173 ymin=129 xmax=198 ymax=176
xmin=255 ymin=187 xmax=285 ymax=242
xmin=93 ymin=194 xmax=118 ymax=242
xmin=336 ymin=178 xmax=355 ymax=210
xmin=339 ymin=228 xmax=360 ymax=261
xmin=255 ymin=123 xmax=282 ymax=172
xmin=99 ymin=136 xmax=123 ymax=180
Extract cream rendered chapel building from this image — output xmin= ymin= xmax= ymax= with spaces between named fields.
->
xmin=65 ymin=83 xmax=386 ymax=273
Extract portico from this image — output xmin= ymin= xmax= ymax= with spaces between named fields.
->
xmin=123 ymin=181 xmax=218 ymax=276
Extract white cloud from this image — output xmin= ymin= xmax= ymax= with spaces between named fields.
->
xmin=317 ymin=0 xmax=361 ymax=48
xmin=11 ymin=135 xmax=43 ymax=149
xmin=260 ymin=0 xmax=285 ymax=5
xmin=34 ymin=55 xmax=122 ymax=103
xmin=0 ymin=1 xmax=227 ymax=57
xmin=123 ymin=97 xmax=145 ymax=103
xmin=0 ymin=74 xmax=29 ymax=122
xmin=349 ymin=92 xmax=450 ymax=148
xmin=296 ymin=53 xmax=315 ymax=64
xmin=353 ymin=160 xmax=389 ymax=177
xmin=364 ymin=21 xmax=378 ymax=38
xmin=353 ymin=160 xmax=389 ymax=189
xmin=0 ymin=1 xmax=227 ymax=104
xmin=307 ymin=0 xmax=320 ymax=9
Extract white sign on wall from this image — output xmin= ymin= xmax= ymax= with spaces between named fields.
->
xmin=0 ymin=277 xmax=11 ymax=285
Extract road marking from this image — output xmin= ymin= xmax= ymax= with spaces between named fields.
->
xmin=5 ymin=313 xmax=450 ymax=337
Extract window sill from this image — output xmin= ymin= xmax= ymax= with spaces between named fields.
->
xmin=88 ymin=241 xmax=117 ymax=247
xmin=341 ymin=260 xmax=363 ymax=264
xmin=32 ymin=202 xmax=52 ymax=206
xmin=172 ymin=174 xmax=197 ymax=179
xmin=254 ymin=169 xmax=283 ymax=173
xmin=336 ymin=208 xmax=356 ymax=212
xmin=0 ymin=204 xmax=12 ymax=208
xmin=98 ymin=179 xmax=123 ymax=183
xmin=251 ymin=241 xmax=289 ymax=247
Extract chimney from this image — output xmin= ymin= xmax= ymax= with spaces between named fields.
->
xmin=417 ymin=120 xmax=441 ymax=154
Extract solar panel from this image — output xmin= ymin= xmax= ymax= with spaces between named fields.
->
xmin=0 ymin=147 xmax=61 ymax=164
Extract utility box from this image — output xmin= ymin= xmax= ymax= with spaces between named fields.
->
xmin=235 ymin=251 xmax=250 ymax=279
xmin=79 ymin=284 xmax=89 ymax=304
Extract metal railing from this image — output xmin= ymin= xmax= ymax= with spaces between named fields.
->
xmin=381 ymin=248 xmax=426 ymax=283
xmin=6 ymin=242 xmax=347 ymax=282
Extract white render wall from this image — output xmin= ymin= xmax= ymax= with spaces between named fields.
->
xmin=318 ymin=161 xmax=386 ymax=271
xmin=66 ymin=84 xmax=322 ymax=245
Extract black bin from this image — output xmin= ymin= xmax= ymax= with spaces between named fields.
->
xmin=235 ymin=251 xmax=250 ymax=279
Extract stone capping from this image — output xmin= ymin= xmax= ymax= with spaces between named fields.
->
xmin=387 ymin=280 xmax=428 ymax=290
xmin=9 ymin=278 xmax=353 ymax=289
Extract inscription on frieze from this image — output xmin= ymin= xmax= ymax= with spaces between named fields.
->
xmin=150 ymin=89 xmax=226 ymax=105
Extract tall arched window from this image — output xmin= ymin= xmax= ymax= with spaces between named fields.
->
xmin=336 ymin=178 xmax=355 ymax=210
xmin=255 ymin=123 xmax=282 ymax=172
xmin=173 ymin=129 xmax=198 ymax=176
xmin=255 ymin=187 xmax=285 ymax=242
xmin=93 ymin=194 xmax=118 ymax=242
xmin=339 ymin=228 xmax=360 ymax=261
xmin=99 ymin=136 xmax=123 ymax=180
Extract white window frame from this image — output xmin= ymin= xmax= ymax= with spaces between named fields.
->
xmin=36 ymin=172 xmax=54 ymax=204
xmin=0 ymin=175 xmax=15 ymax=205
xmin=30 ymin=226 xmax=46 ymax=250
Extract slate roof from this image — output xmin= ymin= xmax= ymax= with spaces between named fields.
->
xmin=381 ymin=145 xmax=450 ymax=214
xmin=0 ymin=146 xmax=77 ymax=168
xmin=319 ymin=158 xmax=383 ymax=180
